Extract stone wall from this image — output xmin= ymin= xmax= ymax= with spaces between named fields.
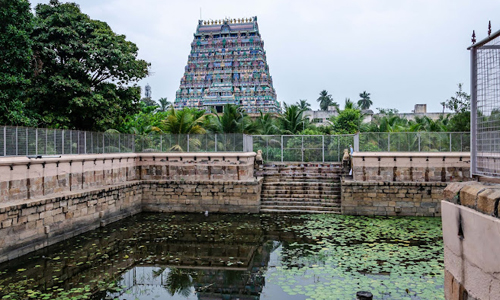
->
xmin=442 ymin=183 xmax=500 ymax=300
xmin=341 ymin=181 xmax=446 ymax=216
xmin=352 ymin=152 xmax=470 ymax=182
xmin=142 ymin=179 xmax=262 ymax=213
xmin=0 ymin=182 xmax=142 ymax=263
xmin=0 ymin=152 xmax=258 ymax=263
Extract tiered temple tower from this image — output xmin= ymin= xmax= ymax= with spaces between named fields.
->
xmin=174 ymin=16 xmax=280 ymax=114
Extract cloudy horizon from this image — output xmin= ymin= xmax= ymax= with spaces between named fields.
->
xmin=34 ymin=0 xmax=500 ymax=113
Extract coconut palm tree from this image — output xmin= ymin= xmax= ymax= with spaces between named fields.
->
xmin=279 ymin=103 xmax=307 ymax=134
xmin=357 ymin=91 xmax=373 ymax=110
xmin=208 ymin=104 xmax=257 ymax=134
xmin=162 ymin=106 xmax=206 ymax=134
xmin=254 ymin=111 xmax=280 ymax=135
xmin=317 ymin=90 xmax=337 ymax=111
xmin=158 ymin=97 xmax=171 ymax=112
xmin=296 ymin=99 xmax=311 ymax=111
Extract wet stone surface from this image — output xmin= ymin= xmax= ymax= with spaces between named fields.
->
xmin=0 ymin=213 xmax=444 ymax=300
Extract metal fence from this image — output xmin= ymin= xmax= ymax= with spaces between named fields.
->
xmin=470 ymin=29 xmax=500 ymax=178
xmin=253 ymin=135 xmax=355 ymax=162
xmin=0 ymin=126 xmax=253 ymax=156
xmin=358 ymin=132 xmax=470 ymax=152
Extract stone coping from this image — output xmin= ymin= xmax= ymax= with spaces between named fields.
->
xmin=353 ymin=152 xmax=469 ymax=158
xmin=0 ymin=152 xmax=256 ymax=167
xmin=0 ymin=177 xmax=264 ymax=211
xmin=0 ymin=181 xmax=143 ymax=211
xmin=341 ymin=179 xmax=447 ymax=187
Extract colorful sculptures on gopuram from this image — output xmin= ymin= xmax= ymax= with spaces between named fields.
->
xmin=174 ymin=17 xmax=280 ymax=114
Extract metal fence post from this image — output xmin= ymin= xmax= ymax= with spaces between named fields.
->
xmin=15 ymin=127 xmax=18 ymax=156
xmin=187 ymin=134 xmax=190 ymax=152
xmin=118 ymin=133 xmax=121 ymax=153
xmin=62 ymin=130 xmax=65 ymax=155
xmin=2 ymin=127 xmax=5 ymax=156
xmin=84 ymin=131 xmax=87 ymax=154
xmin=449 ymin=133 xmax=452 ymax=152
xmin=322 ymin=135 xmax=325 ymax=162
xmin=354 ymin=133 xmax=359 ymax=152
xmin=26 ymin=127 xmax=28 ymax=155
xmin=301 ymin=136 xmax=304 ymax=162
xmin=388 ymin=133 xmax=390 ymax=152
xmin=35 ymin=128 xmax=38 ymax=155
xmin=418 ymin=133 xmax=421 ymax=152
xmin=160 ymin=135 xmax=162 ymax=152
xmin=281 ymin=135 xmax=284 ymax=162
xmin=471 ymin=46 xmax=478 ymax=175
xmin=215 ymin=134 xmax=217 ymax=152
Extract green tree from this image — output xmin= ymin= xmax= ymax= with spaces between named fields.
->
xmin=29 ymin=0 xmax=150 ymax=131
xmin=279 ymin=103 xmax=307 ymax=134
xmin=0 ymin=0 xmax=36 ymax=126
xmin=141 ymin=97 xmax=158 ymax=107
xmin=331 ymin=107 xmax=362 ymax=134
xmin=161 ymin=106 xmax=206 ymax=134
xmin=296 ymin=99 xmax=311 ymax=111
xmin=208 ymin=104 xmax=257 ymax=134
xmin=357 ymin=91 xmax=373 ymax=110
xmin=253 ymin=111 xmax=279 ymax=135
xmin=444 ymin=83 xmax=470 ymax=132
xmin=317 ymin=90 xmax=337 ymax=111
xmin=158 ymin=97 xmax=171 ymax=112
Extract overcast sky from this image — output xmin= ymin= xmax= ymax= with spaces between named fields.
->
xmin=34 ymin=0 xmax=500 ymax=113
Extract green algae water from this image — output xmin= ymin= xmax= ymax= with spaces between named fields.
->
xmin=0 ymin=213 xmax=444 ymax=300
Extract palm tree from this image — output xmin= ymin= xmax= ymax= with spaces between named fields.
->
xmin=158 ymin=97 xmax=171 ymax=112
xmin=208 ymin=104 xmax=257 ymax=134
xmin=344 ymin=98 xmax=356 ymax=110
xmin=357 ymin=91 xmax=373 ymax=110
xmin=161 ymin=106 xmax=206 ymax=134
xmin=296 ymin=99 xmax=311 ymax=111
xmin=254 ymin=111 xmax=279 ymax=135
xmin=317 ymin=90 xmax=337 ymax=111
xmin=279 ymin=103 xmax=307 ymax=134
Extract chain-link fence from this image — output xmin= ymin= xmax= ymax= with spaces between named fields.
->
xmin=0 ymin=126 xmax=253 ymax=156
xmin=253 ymin=135 xmax=355 ymax=162
xmin=358 ymin=132 xmax=470 ymax=152
xmin=470 ymin=30 xmax=500 ymax=178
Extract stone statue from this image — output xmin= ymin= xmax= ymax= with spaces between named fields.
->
xmin=255 ymin=150 xmax=263 ymax=168
xmin=342 ymin=148 xmax=351 ymax=174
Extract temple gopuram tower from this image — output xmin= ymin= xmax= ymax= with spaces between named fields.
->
xmin=174 ymin=16 xmax=280 ymax=114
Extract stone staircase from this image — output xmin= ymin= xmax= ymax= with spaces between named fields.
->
xmin=255 ymin=163 xmax=345 ymax=214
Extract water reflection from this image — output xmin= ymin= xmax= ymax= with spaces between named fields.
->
xmin=0 ymin=213 xmax=444 ymax=300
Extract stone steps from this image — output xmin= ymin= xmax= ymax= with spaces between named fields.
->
xmin=261 ymin=196 xmax=340 ymax=201
xmin=261 ymin=193 xmax=340 ymax=199
xmin=258 ymin=163 xmax=345 ymax=214
xmin=261 ymin=200 xmax=340 ymax=207
xmin=260 ymin=208 xmax=341 ymax=214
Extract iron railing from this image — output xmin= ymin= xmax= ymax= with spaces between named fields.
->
xmin=0 ymin=126 xmax=253 ymax=156
xmin=253 ymin=135 xmax=355 ymax=162
xmin=470 ymin=29 xmax=500 ymax=178
xmin=358 ymin=132 xmax=471 ymax=152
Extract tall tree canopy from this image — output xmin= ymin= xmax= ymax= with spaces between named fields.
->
xmin=29 ymin=0 xmax=150 ymax=130
xmin=357 ymin=91 xmax=373 ymax=110
xmin=317 ymin=90 xmax=337 ymax=111
xmin=0 ymin=0 xmax=35 ymax=126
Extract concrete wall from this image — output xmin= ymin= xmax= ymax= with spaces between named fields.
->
xmin=442 ymin=183 xmax=500 ymax=300
xmin=341 ymin=181 xmax=445 ymax=216
xmin=0 ymin=152 xmax=258 ymax=263
xmin=352 ymin=152 xmax=470 ymax=182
